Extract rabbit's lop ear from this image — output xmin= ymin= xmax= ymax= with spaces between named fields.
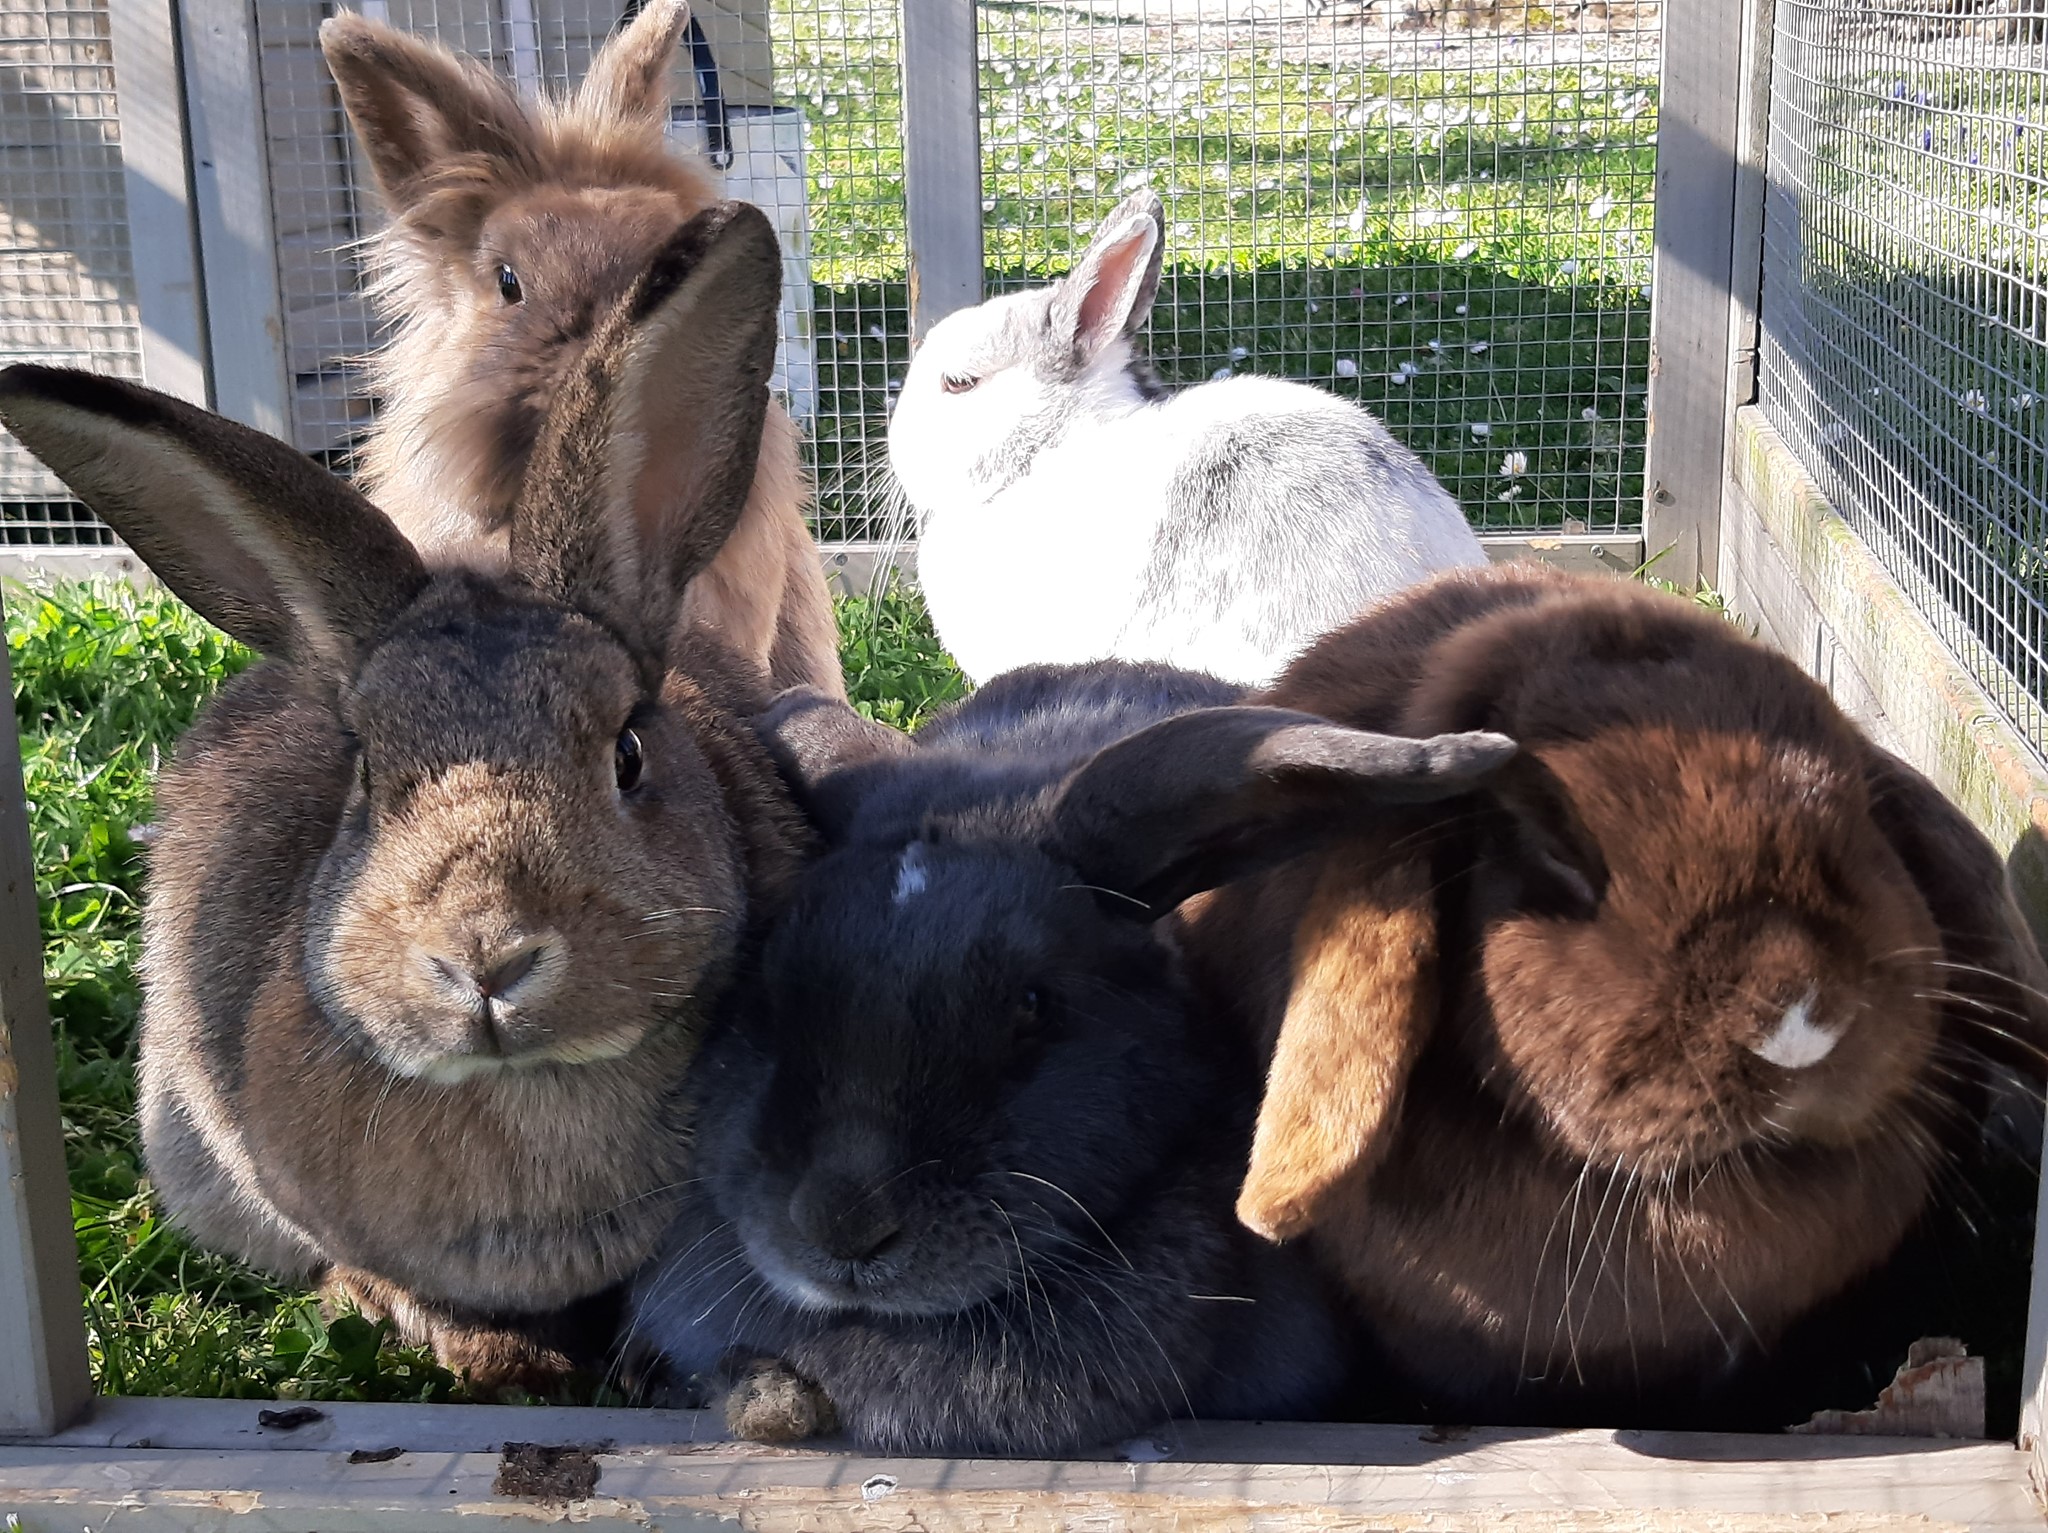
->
xmin=1865 ymin=749 xmax=2048 ymax=1066
xmin=580 ymin=0 xmax=693 ymax=126
xmin=1239 ymin=848 xmax=1441 ymax=1243
xmin=754 ymin=686 xmax=913 ymax=841
xmin=0 ymin=366 xmax=427 ymax=673
xmin=512 ymin=201 xmax=781 ymax=659
xmin=321 ymin=12 xmax=538 ymax=212
xmin=1051 ymin=190 xmax=1166 ymax=366
xmin=1051 ymin=705 xmax=1516 ymax=919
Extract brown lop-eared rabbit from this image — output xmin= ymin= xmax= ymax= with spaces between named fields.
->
xmin=0 ymin=204 xmax=811 ymax=1393
xmin=320 ymin=0 xmax=843 ymax=697
xmin=1184 ymin=562 xmax=2048 ymax=1425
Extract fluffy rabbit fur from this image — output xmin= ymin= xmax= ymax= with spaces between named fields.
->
xmin=889 ymin=190 xmax=1485 ymax=688
xmin=1181 ymin=562 xmax=2048 ymax=1423
xmin=321 ymin=0 xmax=843 ymax=696
xmin=624 ymin=662 xmax=1518 ymax=1454
xmin=0 ymin=205 xmax=811 ymax=1392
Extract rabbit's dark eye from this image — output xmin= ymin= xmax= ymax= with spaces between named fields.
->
xmin=940 ymin=373 xmax=979 ymax=395
xmin=615 ymin=727 xmax=645 ymax=792
xmin=358 ymin=754 xmax=372 ymax=796
xmin=496 ymin=264 xmax=523 ymax=305
xmin=1011 ymin=987 xmax=1046 ymax=1049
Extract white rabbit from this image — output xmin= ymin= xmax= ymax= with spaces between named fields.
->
xmin=888 ymin=190 xmax=1486 ymax=688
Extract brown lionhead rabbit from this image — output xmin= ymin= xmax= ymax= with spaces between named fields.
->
xmin=320 ymin=0 xmax=843 ymax=697
xmin=0 ymin=204 xmax=810 ymax=1392
xmin=1183 ymin=563 xmax=2048 ymax=1424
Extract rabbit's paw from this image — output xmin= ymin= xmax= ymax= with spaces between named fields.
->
xmin=320 ymin=1265 xmax=575 ymax=1399
xmin=435 ymin=1324 xmax=579 ymax=1401
xmin=723 ymin=1356 xmax=838 ymax=1443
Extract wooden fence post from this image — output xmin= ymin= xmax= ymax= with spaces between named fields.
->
xmin=176 ymin=0 xmax=291 ymax=438
xmin=109 ymin=0 xmax=212 ymax=409
xmin=0 ymin=600 xmax=90 ymax=1438
xmin=1642 ymin=0 xmax=1749 ymax=586
xmin=899 ymin=0 xmax=983 ymax=346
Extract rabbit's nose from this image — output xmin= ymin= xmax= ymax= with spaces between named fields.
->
xmin=424 ymin=934 xmax=559 ymax=1006
xmin=790 ymin=1173 xmax=905 ymax=1263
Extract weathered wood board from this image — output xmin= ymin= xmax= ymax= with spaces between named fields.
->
xmin=4 ymin=1397 xmax=2041 ymax=1531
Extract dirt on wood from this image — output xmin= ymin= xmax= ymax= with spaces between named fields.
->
xmin=495 ymin=1442 xmax=605 ymax=1502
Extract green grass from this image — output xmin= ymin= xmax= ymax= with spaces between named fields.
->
xmin=779 ymin=0 xmax=1658 ymax=539
xmin=16 ymin=577 xmax=961 ymax=1400
xmin=840 ymin=582 xmax=972 ymax=727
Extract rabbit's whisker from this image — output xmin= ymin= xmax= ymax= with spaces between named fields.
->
xmin=1520 ymin=1152 xmax=1591 ymax=1387
xmin=1057 ymin=882 xmax=1150 ymax=912
xmin=1000 ymin=1171 xmax=1136 ymax=1273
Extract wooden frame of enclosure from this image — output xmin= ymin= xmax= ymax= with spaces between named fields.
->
xmin=4 ymin=0 xmax=2048 ymax=1525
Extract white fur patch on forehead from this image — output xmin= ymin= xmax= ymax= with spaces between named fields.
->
xmin=1749 ymin=987 xmax=1841 ymax=1069
xmin=893 ymin=842 xmax=930 ymax=905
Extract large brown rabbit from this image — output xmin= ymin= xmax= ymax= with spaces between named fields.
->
xmin=0 ymin=205 xmax=810 ymax=1392
xmin=321 ymin=0 xmax=844 ymax=697
xmin=1184 ymin=563 xmax=2048 ymax=1425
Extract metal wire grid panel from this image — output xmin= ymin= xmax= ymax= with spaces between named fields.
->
xmin=1 ymin=0 xmax=1656 ymax=549
xmin=1759 ymin=0 xmax=2047 ymax=750
xmin=0 ymin=0 xmax=141 ymax=545
xmin=769 ymin=0 xmax=905 ymax=542
xmin=974 ymin=0 xmax=1661 ymax=533
xmin=249 ymin=0 xmax=1657 ymax=544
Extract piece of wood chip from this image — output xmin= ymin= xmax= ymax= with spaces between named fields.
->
xmin=1790 ymin=1336 xmax=1985 ymax=1439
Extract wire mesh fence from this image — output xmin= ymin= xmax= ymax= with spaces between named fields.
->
xmin=1759 ymin=0 xmax=2048 ymax=752
xmin=772 ymin=0 xmax=905 ymax=542
xmin=0 ymin=0 xmax=141 ymax=545
xmin=973 ymin=0 xmax=1660 ymax=533
xmin=0 ymin=0 xmax=1657 ymax=548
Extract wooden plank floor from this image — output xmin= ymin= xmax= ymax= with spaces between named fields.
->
xmin=3 ymin=1397 xmax=2039 ymax=1531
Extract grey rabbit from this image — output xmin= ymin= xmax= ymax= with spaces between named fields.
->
xmin=624 ymin=661 xmax=1517 ymax=1454
xmin=0 ymin=203 xmax=810 ymax=1392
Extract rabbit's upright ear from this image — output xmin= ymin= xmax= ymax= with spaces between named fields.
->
xmin=0 ymin=366 xmax=427 ymax=674
xmin=321 ymin=12 xmax=539 ymax=212
xmin=1050 ymin=190 xmax=1165 ymax=368
xmin=754 ymin=687 xmax=913 ymax=841
xmin=1050 ymin=704 xmax=1516 ymax=919
xmin=1865 ymin=748 xmax=2048 ymax=1068
xmin=511 ymin=201 xmax=781 ymax=661
xmin=580 ymin=0 xmax=693 ymax=126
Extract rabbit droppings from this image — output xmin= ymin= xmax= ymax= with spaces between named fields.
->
xmin=321 ymin=0 xmax=843 ymax=697
xmin=1183 ymin=563 xmax=2048 ymax=1427
xmin=0 ymin=206 xmax=812 ymax=1393
xmin=625 ymin=662 xmax=1519 ymax=1453
xmin=889 ymin=190 xmax=1485 ymax=689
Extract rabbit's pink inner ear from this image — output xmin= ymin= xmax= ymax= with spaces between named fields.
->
xmin=577 ymin=0 xmax=694 ymax=126
xmin=1239 ymin=851 xmax=1436 ymax=1243
xmin=1070 ymin=219 xmax=1160 ymax=357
